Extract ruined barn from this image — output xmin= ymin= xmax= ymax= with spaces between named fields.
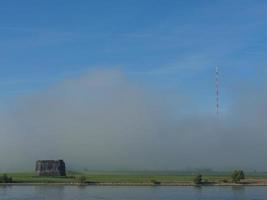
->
xmin=35 ymin=160 xmax=66 ymax=176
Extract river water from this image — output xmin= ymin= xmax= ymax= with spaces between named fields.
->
xmin=0 ymin=186 xmax=266 ymax=200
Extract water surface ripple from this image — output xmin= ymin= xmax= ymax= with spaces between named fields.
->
xmin=0 ymin=186 xmax=266 ymax=200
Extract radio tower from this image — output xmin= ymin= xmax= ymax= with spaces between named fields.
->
xmin=215 ymin=66 xmax=220 ymax=115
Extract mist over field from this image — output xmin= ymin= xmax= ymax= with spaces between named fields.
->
xmin=0 ymin=69 xmax=266 ymax=171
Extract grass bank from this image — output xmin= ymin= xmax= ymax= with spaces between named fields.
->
xmin=1 ymin=171 xmax=267 ymax=185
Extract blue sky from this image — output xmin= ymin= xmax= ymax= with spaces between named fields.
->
xmin=0 ymin=0 xmax=267 ymax=112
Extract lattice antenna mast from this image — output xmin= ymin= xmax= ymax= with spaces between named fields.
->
xmin=216 ymin=66 xmax=220 ymax=115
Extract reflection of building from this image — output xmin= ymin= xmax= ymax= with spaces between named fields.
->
xmin=35 ymin=160 xmax=66 ymax=176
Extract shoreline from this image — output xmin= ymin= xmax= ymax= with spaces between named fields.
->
xmin=1 ymin=182 xmax=267 ymax=187
xmin=2 ymin=172 xmax=267 ymax=187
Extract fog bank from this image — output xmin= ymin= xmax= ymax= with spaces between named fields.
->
xmin=0 ymin=69 xmax=266 ymax=171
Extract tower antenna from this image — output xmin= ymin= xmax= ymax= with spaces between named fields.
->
xmin=216 ymin=66 xmax=220 ymax=115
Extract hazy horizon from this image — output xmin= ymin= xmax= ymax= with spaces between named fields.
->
xmin=0 ymin=68 xmax=266 ymax=172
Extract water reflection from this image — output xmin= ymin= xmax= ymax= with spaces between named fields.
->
xmin=232 ymin=186 xmax=246 ymax=200
xmin=34 ymin=185 xmax=65 ymax=200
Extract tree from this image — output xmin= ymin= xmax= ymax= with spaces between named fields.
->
xmin=193 ymin=174 xmax=202 ymax=184
xmin=3 ymin=174 xmax=8 ymax=183
xmin=231 ymin=170 xmax=245 ymax=183
xmin=77 ymin=176 xmax=87 ymax=184
xmin=0 ymin=174 xmax=12 ymax=183
xmin=151 ymin=180 xmax=161 ymax=185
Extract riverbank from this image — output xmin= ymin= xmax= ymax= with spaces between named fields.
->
xmin=2 ymin=181 xmax=267 ymax=186
xmin=1 ymin=171 xmax=267 ymax=186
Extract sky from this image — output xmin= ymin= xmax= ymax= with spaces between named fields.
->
xmin=1 ymin=0 xmax=267 ymax=171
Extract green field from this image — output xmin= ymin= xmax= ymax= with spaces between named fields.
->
xmin=1 ymin=171 xmax=267 ymax=184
